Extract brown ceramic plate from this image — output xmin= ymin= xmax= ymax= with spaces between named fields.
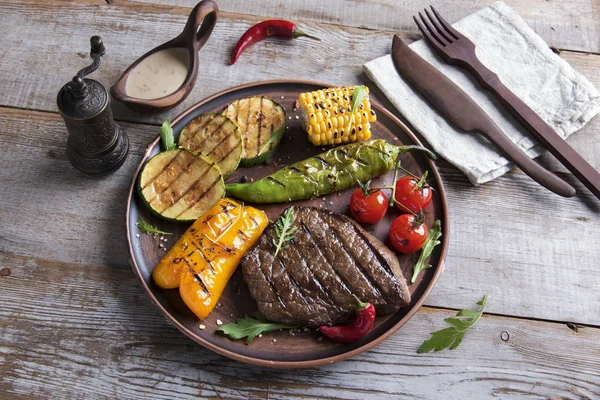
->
xmin=126 ymin=79 xmax=449 ymax=368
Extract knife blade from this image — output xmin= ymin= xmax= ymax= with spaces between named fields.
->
xmin=391 ymin=35 xmax=575 ymax=197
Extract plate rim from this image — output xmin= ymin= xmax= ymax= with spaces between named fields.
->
xmin=125 ymin=78 xmax=450 ymax=368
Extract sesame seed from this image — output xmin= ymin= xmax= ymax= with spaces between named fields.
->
xmin=163 ymin=239 xmax=168 ymax=243
xmin=295 ymin=115 xmax=299 ymax=119
xmin=216 ymin=319 xmax=223 ymax=326
xmin=258 ymin=334 xmax=263 ymax=338
xmin=273 ymin=338 xmax=277 ymax=343
xmin=288 ymin=116 xmax=292 ymax=120
xmin=136 ymin=234 xmax=140 ymax=238
xmin=281 ymin=96 xmax=285 ymax=99
xmin=199 ymin=324 xmax=206 ymax=330
xmin=159 ymin=244 xmax=164 ymax=248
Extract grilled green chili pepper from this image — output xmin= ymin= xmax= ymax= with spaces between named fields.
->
xmin=225 ymin=139 xmax=436 ymax=203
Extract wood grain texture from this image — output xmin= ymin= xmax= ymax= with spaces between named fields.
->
xmin=1 ymin=105 xmax=599 ymax=326
xmin=1 ymin=0 xmax=599 ymax=127
xmin=1 ymin=252 xmax=599 ymax=399
xmin=131 ymin=0 xmax=600 ymax=54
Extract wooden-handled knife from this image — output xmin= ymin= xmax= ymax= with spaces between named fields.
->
xmin=391 ymin=35 xmax=576 ymax=197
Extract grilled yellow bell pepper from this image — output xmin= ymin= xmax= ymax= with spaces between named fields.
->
xmin=152 ymin=198 xmax=268 ymax=319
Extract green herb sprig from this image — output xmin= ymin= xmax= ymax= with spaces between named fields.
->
xmin=418 ymin=294 xmax=488 ymax=353
xmin=216 ymin=314 xmax=300 ymax=344
xmin=272 ymin=207 xmax=297 ymax=258
xmin=136 ymin=217 xmax=172 ymax=236
xmin=411 ymin=219 xmax=442 ymax=283
xmin=344 ymin=85 xmax=368 ymax=134
xmin=160 ymin=119 xmax=177 ymax=151
xmin=350 ymin=85 xmax=367 ymax=114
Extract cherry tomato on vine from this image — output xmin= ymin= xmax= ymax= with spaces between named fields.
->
xmin=394 ymin=175 xmax=432 ymax=214
xmin=389 ymin=214 xmax=428 ymax=254
xmin=349 ymin=188 xmax=388 ymax=224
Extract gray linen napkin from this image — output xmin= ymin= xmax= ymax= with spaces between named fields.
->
xmin=363 ymin=1 xmax=600 ymax=185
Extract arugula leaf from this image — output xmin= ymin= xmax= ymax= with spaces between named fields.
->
xmin=350 ymin=85 xmax=367 ymax=114
xmin=136 ymin=217 xmax=172 ymax=235
xmin=411 ymin=219 xmax=442 ymax=283
xmin=417 ymin=294 xmax=488 ymax=353
xmin=216 ymin=315 xmax=300 ymax=344
xmin=272 ymin=207 xmax=297 ymax=258
xmin=344 ymin=85 xmax=368 ymax=135
xmin=160 ymin=119 xmax=177 ymax=151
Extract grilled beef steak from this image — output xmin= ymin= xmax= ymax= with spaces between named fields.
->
xmin=241 ymin=206 xmax=411 ymax=327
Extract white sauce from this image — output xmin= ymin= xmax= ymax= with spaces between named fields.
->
xmin=125 ymin=48 xmax=189 ymax=99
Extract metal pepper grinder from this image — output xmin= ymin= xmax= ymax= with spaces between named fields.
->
xmin=57 ymin=36 xmax=129 ymax=175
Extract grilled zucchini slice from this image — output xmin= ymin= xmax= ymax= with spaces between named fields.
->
xmin=178 ymin=113 xmax=243 ymax=177
xmin=138 ymin=149 xmax=225 ymax=222
xmin=222 ymin=96 xmax=286 ymax=167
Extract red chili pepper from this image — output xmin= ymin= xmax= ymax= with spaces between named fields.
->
xmin=319 ymin=297 xmax=376 ymax=343
xmin=229 ymin=19 xmax=320 ymax=65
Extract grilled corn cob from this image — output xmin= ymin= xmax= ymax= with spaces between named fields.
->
xmin=298 ymin=86 xmax=377 ymax=146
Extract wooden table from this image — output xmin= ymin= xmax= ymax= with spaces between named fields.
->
xmin=1 ymin=0 xmax=599 ymax=398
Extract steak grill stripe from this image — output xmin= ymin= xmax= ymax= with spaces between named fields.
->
xmin=277 ymin=256 xmax=311 ymax=306
xmin=329 ymin=225 xmax=398 ymax=303
xmin=300 ymin=222 xmax=356 ymax=301
xmin=323 ymin=220 xmax=386 ymax=301
xmin=288 ymin=239 xmax=341 ymax=309
xmin=256 ymin=259 xmax=287 ymax=310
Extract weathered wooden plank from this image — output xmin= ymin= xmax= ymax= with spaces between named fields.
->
xmin=0 ymin=108 xmax=159 ymax=269
xmin=131 ymin=0 xmax=600 ymax=54
xmin=1 ymin=253 xmax=599 ymax=399
xmin=1 ymin=0 xmax=598 ymax=126
xmin=1 ymin=104 xmax=600 ymax=326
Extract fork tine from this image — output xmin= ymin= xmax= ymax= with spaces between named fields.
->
xmin=424 ymin=8 xmax=452 ymax=43
xmin=415 ymin=12 xmax=446 ymax=48
xmin=430 ymin=6 xmax=461 ymax=40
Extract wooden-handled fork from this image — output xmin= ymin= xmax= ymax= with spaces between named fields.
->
xmin=414 ymin=6 xmax=600 ymax=200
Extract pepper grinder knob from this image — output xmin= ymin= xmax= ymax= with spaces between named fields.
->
xmin=90 ymin=36 xmax=105 ymax=56
xmin=57 ymin=36 xmax=129 ymax=175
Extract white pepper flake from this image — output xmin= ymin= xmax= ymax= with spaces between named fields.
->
xmin=199 ymin=324 xmax=206 ymax=330
xmin=216 ymin=319 xmax=223 ymax=326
